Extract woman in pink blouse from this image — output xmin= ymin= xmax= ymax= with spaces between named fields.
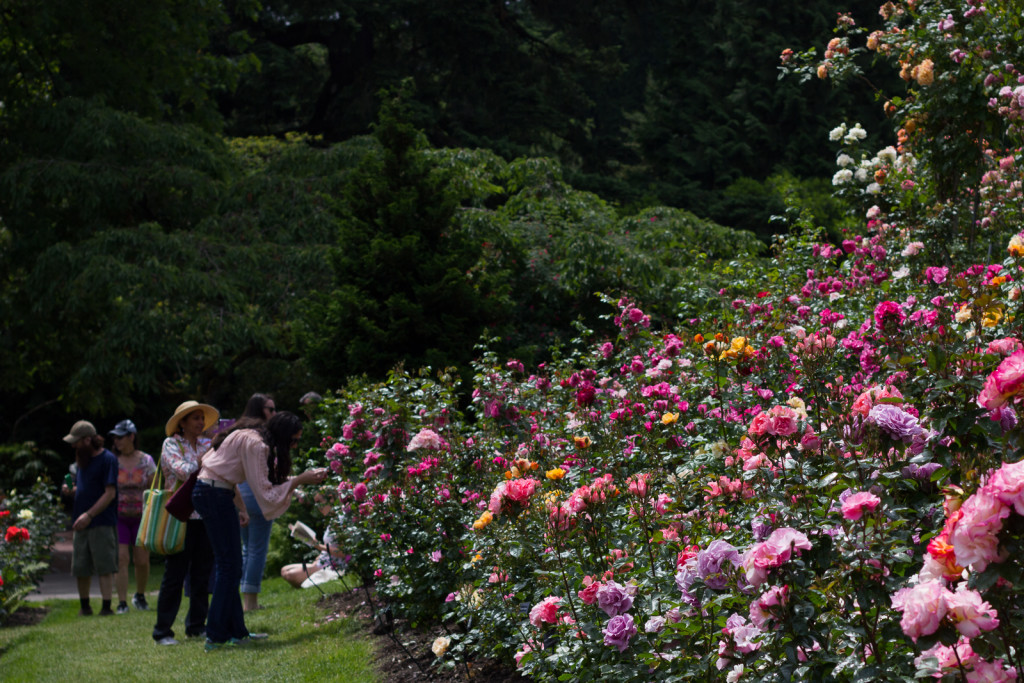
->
xmin=192 ymin=411 xmax=327 ymax=650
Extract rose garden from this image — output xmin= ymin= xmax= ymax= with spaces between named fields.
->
xmin=3 ymin=0 xmax=1024 ymax=681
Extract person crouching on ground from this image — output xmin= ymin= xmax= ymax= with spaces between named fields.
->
xmin=192 ymin=411 xmax=328 ymax=651
xmin=62 ymin=420 xmax=119 ymax=616
xmin=152 ymin=400 xmax=219 ymax=646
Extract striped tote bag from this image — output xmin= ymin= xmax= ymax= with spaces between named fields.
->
xmin=135 ymin=460 xmax=186 ymax=555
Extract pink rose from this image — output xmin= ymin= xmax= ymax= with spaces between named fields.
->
xmin=949 ymin=491 xmax=1011 ymax=571
xmin=977 ymin=349 xmax=1024 ymax=410
xmin=841 ymin=491 xmax=881 ymax=521
xmin=891 ymin=580 xmax=951 ymax=641
xmin=987 ymin=459 xmax=1024 ymax=514
xmin=946 ymin=586 xmax=1000 ymax=638
xmin=528 ymin=596 xmax=562 ymax=627
xmin=748 ymin=412 xmax=772 ymax=437
xmin=578 ymin=578 xmax=601 ymax=605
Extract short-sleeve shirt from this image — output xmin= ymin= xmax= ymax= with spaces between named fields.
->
xmin=74 ymin=449 xmax=119 ymax=528
xmin=116 ymin=452 xmax=157 ymax=518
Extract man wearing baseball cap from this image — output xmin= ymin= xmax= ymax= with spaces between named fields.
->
xmin=63 ymin=420 xmax=119 ymax=616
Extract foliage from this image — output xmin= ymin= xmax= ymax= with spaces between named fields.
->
xmin=0 ymin=480 xmax=65 ymax=623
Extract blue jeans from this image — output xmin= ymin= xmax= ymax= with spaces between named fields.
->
xmin=239 ymin=482 xmax=272 ymax=594
xmin=192 ymin=481 xmax=247 ymax=643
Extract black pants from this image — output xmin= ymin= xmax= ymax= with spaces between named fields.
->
xmin=152 ymin=519 xmax=214 ymax=640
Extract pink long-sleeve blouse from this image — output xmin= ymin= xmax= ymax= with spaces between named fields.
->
xmin=197 ymin=429 xmax=297 ymax=520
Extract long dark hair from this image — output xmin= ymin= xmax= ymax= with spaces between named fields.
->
xmin=210 ymin=416 xmax=264 ymax=450
xmin=242 ymin=393 xmax=273 ymax=420
xmin=260 ymin=411 xmax=302 ymax=485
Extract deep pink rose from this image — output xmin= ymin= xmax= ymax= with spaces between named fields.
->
xmin=978 ymin=349 xmax=1024 ymax=410
xmin=528 ymin=596 xmax=563 ymax=627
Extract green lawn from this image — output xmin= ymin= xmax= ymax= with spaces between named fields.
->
xmin=0 ymin=571 xmax=378 ymax=683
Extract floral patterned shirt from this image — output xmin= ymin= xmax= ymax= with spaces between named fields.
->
xmin=116 ymin=451 xmax=157 ymax=518
xmin=161 ymin=433 xmax=211 ymax=520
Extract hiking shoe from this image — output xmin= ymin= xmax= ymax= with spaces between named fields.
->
xmin=78 ymin=606 xmax=93 ymax=616
xmin=98 ymin=607 xmax=115 ymax=616
xmin=132 ymin=593 xmax=149 ymax=610
xmin=156 ymin=637 xmax=179 ymax=646
xmin=116 ymin=602 xmax=129 ymax=615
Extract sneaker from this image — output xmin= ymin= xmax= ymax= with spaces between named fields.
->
xmin=98 ymin=607 xmax=115 ymax=616
xmin=78 ymin=606 xmax=93 ymax=616
xmin=204 ymin=639 xmax=238 ymax=653
xmin=132 ymin=593 xmax=149 ymax=610
xmin=116 ymin=602 xmax=129 ymax=615
xmin=156 ymin=637 xmax=179 ymax=646
xmin=185 ymin=629 xmax=206 ymax=639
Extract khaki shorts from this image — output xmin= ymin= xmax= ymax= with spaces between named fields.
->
xmin=72 ymin=525 xmax=119 ymax=577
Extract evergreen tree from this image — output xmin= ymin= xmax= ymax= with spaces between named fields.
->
xmin=300 ymin=84 xmax=502 ymax=382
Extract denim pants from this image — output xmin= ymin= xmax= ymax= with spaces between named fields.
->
xmin=192 ymin=481 xmax=248 ymax=643
xmin=239 ymin=482 xmax=273 ymax=594
xmin=152 ymin=519 xmax=213 ymax=641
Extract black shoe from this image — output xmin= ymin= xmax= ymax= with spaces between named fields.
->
xmin=78 ymin=606 xmax=93 ymax=616
xmin=132 ymin=593 xmax=149 ymax=610
xmin=116 ymin=602 xmax=129 ymax=615
xmin=186 ymin=629 xmax=206 ymax=638
xmin=98 ymin=607 xmax=115 ymax=616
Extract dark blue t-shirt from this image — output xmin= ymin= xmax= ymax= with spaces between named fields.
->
xmin=73 ymin=448 xmax=119 ymax=528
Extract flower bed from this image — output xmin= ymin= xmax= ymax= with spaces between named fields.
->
xmin=302 ymin=2 xmax=1024 ymax=679
xmin=0 ymin=479 xmax=65 ymax=623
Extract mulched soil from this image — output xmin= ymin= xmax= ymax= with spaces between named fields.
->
xmin=0 ymin=605 xmax=49 ymax=628
xmin=314 ymin=587 xmax=521 ymax=682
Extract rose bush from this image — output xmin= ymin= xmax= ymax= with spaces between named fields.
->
xmin=295 ymin=1 xmax=1024 ymax=679
xmin=0 ymin=479 xmax=65 ymax=623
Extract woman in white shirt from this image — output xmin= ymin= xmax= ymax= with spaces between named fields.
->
xmin=192 ymin=411 xmax=327 ymax=651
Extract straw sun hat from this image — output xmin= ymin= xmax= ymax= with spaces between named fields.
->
xmin=165 ymin=400 xmax=220 ymax=437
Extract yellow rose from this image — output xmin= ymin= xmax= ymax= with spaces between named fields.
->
xmin=473 ymin=511 xmax=494 ymax=530
xmin=661 ymin=412 xmax=679 ymax=425
xmin=546 ymin=468 xmax=565 ymax=480
xmin=573 ymin=436 xmax=592 ymax=449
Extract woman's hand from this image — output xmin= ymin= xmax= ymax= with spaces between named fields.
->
xmin=298 ymin=468 xmax=328 ymax=486
xmin=239 ymin=508 xmax=250 ymax=527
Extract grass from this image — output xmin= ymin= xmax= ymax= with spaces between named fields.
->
xmin=0 ymin=567 xmax=378 ymax=683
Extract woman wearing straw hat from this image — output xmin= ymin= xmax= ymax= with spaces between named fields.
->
xmin=152 ymin=400 xmax=219 ymax=646
xmin=192 ymin=410 xmax=328 ymax=651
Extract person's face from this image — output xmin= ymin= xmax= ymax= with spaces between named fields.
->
xmin=291 ymin=430 xmax=302 ymax=449
xmin=114 ymin=433 xmax=134 ymax=451
xmin=263 ymin=400 xmax=277 ymax=420
xmin=73 ymin=437 xmax=92 ymax=456
xmin=181 ymin=410 xmax=206 ymax=438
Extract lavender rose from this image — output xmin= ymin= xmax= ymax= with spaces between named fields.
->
xmin=603 ymin=614 xmax=637 ymax=652
xmin=867 ymin=404 xmax=925 ymax=444
xmin=596 ymin=580 xmax=635 ymax=617
xmin=696 ymin=540 xmax=740 ymax=590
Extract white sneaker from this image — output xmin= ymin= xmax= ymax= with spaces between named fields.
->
xmin=156 ymin=637 xmax=179 ymax=646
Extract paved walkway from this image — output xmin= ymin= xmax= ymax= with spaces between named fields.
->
xmin=25 ymin=530 xmax=160 ymax=602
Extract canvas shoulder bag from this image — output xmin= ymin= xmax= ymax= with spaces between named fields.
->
xmin=136 ymin=457 xmax=186 ymax=555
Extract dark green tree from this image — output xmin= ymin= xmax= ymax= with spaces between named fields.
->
xmin=299 ymin=85 xmax=505 ymax=382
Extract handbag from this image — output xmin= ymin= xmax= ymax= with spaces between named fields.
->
xmin=136 ymin=459 xmax=186 ymax=555
xmin=165 ymin=468 xmax=198 ymax=522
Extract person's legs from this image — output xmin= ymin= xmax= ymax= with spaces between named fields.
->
xmin=93 ymin=526 xmax=118 ymax=605
xmin=153 ymin=545 xmax=188 ymax=641
xmin=192 ymin=482 xmax=246 ymax=644
xmin=134 ymin=543 xmax=150 ymax=601
xmin=183 ymin=519 xmax=213 ymax=637
xmin=239 ymin=482 xmax=272 ymax=611
xmin=116 ymin=544 xmax=130 ymax=604
xmin=71 ymin=530 xmax=94 ymax=614
xmin=281 ymin=561 xmax=323 ymax=588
